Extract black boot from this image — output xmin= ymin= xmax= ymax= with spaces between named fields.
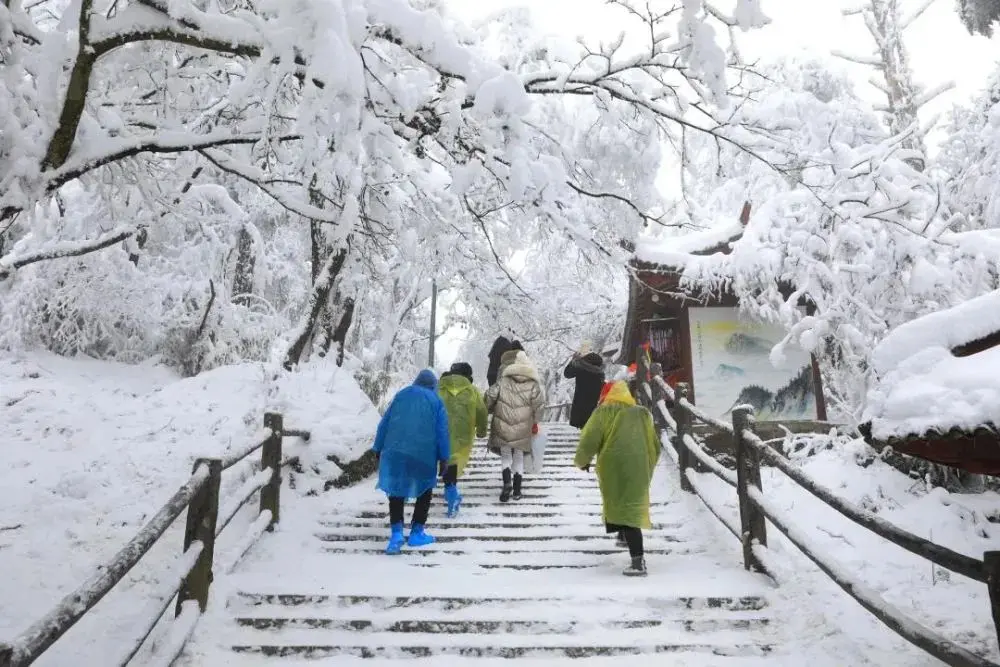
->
xmin=623 ymin=556 xmax=647 ymax=577
xmin=499 ymin=468 xmax=512 ymax=503
xmin=512 ymin=473 xmax=523 ymax=501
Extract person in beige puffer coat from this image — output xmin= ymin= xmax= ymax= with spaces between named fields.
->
xmin=484 ymin=350 xmax=546 ymax=502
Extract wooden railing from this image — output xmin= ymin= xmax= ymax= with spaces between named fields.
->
xmin=634 ymin=348 xmax=1000 ymax=667
xmin=0 ymin=412 xmax=310 ymax=667
xmin=542 ymin=402 xmax=571 ymax=423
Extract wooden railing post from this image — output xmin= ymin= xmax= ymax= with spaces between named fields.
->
xmin=733 ymin=406 xmax=767 ymax=572
xmin=675 ymin=383 xmax=693 ymax=493
xmin=648 ymin=364 xmax=664 ymax=426
xmin=176 ymin=458 xmax=221 ymax=615
xmin=635 ymin=345 xmax=649 ymax=406
xmin=986 ymin=551 xmax=1000 ymax=650
xmin=260 ymin=412 xmax=284 ymax=530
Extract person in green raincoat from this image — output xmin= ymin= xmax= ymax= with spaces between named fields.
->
xmin=574 ymin=381 xmax=660 ymax=576
xmin=438 ymin=362 xmax=489 ymax=517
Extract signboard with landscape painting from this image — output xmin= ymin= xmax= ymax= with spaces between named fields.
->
xmin=688 ymin=307 xmax=818 ymax=420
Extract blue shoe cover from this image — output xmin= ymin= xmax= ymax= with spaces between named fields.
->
xmin=407 ymin=523 xmax=436 ymax=547
xmin=385 ymin=522 xmax=404 ymax=555
xmin=445 ymin=484 xmax=462 ymax=518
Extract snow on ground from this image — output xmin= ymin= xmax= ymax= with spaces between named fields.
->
xmin=0 ymin=351 xmax=379 ymax=665
xmin=692 ymin=432 xmax=1000 ymax=663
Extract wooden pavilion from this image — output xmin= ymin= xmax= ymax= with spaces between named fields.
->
xmin=618 ymin=203 xmax=828 ymax=424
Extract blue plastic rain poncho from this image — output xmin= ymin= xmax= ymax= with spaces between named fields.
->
xmin=372 ymin=370 xmax=451 ymax=499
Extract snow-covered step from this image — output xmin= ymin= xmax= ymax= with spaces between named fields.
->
xmin=318 ymin=519 xmax=687 ymax=530
xmin=226 ymin=642 xmax=774 ymax=659
xmin=314 ymin=532 xmax=688 ymax=545
xmin=190 ymin=655 xmax=812 ymax=667
xmin=182 ymin=425 xmax=794 ymax=665
xmin=231 ymin=592 xmax=770 ymax=612
xmin=318 ymin=543 xmax=691 ymax=556
xmin=232 ymin=592 xmax=769 ymax=612
xmin=317 ymin=547 xmax=699 ymax=562
xmin=225 ymin=641 xmax=774 ymax=660
xmin=234 ymin=616 xmax=770 ymax=634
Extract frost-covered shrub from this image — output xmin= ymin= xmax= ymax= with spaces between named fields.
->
xmin=0 ymin=183 xmax=310 ymax=375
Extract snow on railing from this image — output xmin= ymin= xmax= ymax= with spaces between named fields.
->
xmin=0 ymin=412 xmax=311 ymax=667
xmin=633 ymin=346 xmax=1000 ymax=667
xmin=541 ymin=402 xmax=571 ymax=423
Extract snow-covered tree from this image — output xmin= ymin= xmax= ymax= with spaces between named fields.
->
xmin=660 ymin=57 xmax=994 ymax=421
xmin=0 ymin=0 xmax=773 ymax=379
xmin=937 ymin=64 xmax=1000 ymax=232
xmin=833 ymin=0 xmax=955 ymax=169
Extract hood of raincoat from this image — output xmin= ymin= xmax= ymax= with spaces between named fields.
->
xmin=602 ymin=381 xmax=635 ymax=407
xmin=439 ymin=373 xmax=473 ymax=395
xmin=414 ymin=369 xmax=437 ymax=389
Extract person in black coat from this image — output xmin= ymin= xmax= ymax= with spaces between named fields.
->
xmin=486 ymin=336 xmax=524 ymax=387
xmin=487 ymin=336 xmax=513 ymax=387
xmin=563 ymin=351 xmax=606 ymax=428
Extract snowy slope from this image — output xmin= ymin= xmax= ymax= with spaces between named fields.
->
xmin=177 ymin=425 xmax=882 ymax=666
xmin=0 ymin=352 xmax=379 ymax=665
xmin=692 ymin=432 xmax=1000 ymax=663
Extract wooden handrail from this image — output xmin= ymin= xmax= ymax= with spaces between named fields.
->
xmin=541 ymin=402 xmax=571 ymax=423
xmin=1 ymin=466 xmax=210 ymax=666
xmin=634 ymin=345 xmax=999 ymax=667
xmin=1 ymin=411 xmax=310 ymax=667
xmin=749 ymin=486 xmax=995 ymax=667
xmin=741 ymin=427 xmax=986 ymax=583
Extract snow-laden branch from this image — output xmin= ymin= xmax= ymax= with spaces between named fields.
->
xmin=197 ymin=148 xmax=343 ymax=223
xmin=0 ymin=225 xmax=141 ymax=280
xmin=831 ymin=49 xmax=885 ymax=67
xmin=50 ymin=132 xmax=302 ymax=191
xmin=900 ymin=0 xmax=940 ymax=29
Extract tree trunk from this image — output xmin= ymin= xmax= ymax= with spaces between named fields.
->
xmin=232 ymin=225 xmax=256 ymax=305
xmin=283 ymin=246 xmax=348 ymax=370
xmin=319 ymin=297 xmax=355 ymax=366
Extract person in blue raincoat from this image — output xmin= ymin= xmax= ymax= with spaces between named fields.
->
xmin=372 ymin=369 xmax=451 ymax=555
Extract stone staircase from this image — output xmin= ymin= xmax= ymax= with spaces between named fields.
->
xmin=182 ymin=423 xmax=792 ymax=665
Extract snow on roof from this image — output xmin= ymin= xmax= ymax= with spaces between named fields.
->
xmin=865 ymin=290 xmax=1000 ymax=439
xmin=633 ymin=219 xmax=744 ymax=267
xmin=864 ymin=344 xmax=1000 ymax=440
xmin=871 ymin=290 xmax=1000 ymax=375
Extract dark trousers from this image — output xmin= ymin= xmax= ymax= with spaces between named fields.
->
xmin=442 ymin=464 xmax=458 ymax=486
xmin=619 ymin=527 xmax=644 ymax=558
xmin=389 ymin=489 xmax=433 ymax=526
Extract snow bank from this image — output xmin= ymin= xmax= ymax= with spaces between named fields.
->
xmin=0 ymin=351 xmax=379 ymax=663
xmin=695 ymin=433 xmax=1000 ymax=662
xmin=865 ymin=290 xmax=1000 ymax=438
xmin=633 ymin=218 xmax=743 ymax=267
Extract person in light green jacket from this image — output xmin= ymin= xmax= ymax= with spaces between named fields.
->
xmin=438 ymin=362 xmax=489 ymax=517
xmin=574 ymin=381 xmax=660 ymax=576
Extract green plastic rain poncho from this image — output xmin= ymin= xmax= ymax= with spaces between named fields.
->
xmin=574 ymin=382 xmax=660 ymax=529
xmin=438 ymin=374 xmax=489 ymax=477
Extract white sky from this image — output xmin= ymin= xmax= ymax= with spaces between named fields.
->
xmin=433 ymin=0 xmax=999 ymax=368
